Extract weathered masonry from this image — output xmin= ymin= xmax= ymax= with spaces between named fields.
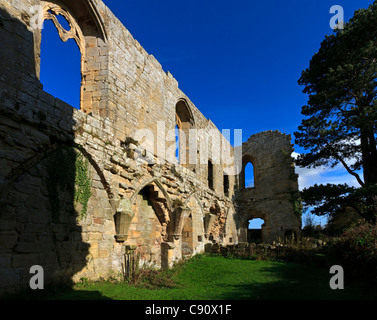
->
xmin=236 ymin=132 xmax=301 ymax=244
xmin=0 ymin=0 xmax=301 ymax=295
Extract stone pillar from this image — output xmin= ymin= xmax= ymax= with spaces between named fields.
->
xmin=161 ymin=242 xmax=175 ymax=269
xmin=172 ymin=206 xmax=191 ymax=239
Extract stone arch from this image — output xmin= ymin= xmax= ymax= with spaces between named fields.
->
xmin=240 ymin=154 xmax=256 ymax=189
xmin=127 ymin=181 xmax=173 ymax=268
xmin=0 ymin=143 xmax=120 ymax=290
xmin=128 ymin=179 xmax=174 ymax=242
xmin=240 ymin=210 xmax=268 ymax=243
xmin=130 ymin=178 xmax=172 ymax=214
xmin=182 ymin=193 xmax=206 ymax=255
xmin=75 ymin=145 xmax=114 ymax=201
xmin=35 ymin=0 xmax=108 ymax=114
xmin=0 ymin=144 xmax=114 ymax=210
xmin=41 ymin=0 xmax=107 ymax=40
xmin=184 ymin=192 xmax=204 ymax=216
xmin=176 ymin=98 xmax=195 ymax=126
xmin=42 ymin=2 xmax=85 ymax=54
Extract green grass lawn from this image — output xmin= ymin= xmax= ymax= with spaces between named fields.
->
xmin=21 ymin=254 xmax=376 ymax=300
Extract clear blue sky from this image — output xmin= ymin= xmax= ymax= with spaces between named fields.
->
xmin=40 ymin=0 xmax=375 ymax=227
xmin=100 ymin=0 xmax=374 ymax=144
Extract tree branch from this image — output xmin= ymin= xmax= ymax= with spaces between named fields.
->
xmin=333 ymin=153 xmax=365 ymax=186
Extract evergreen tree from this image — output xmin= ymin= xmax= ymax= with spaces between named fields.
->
xmin=295 ymin=1 xmax=377 ymax=223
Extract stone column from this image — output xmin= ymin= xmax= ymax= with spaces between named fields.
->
xmin=172 ymin=206 xmax=191 ymax=239
xmin=161 ymin=242 xmax=175 ymax=269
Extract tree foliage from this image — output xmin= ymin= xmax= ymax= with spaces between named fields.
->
xmin=295 ymin=2 xmax=377 ymax=223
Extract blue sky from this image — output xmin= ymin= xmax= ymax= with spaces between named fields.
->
xmin=99 ymin=0 xmax=373 ymax=138
xmin=40 ymin=0 xmax=375 ymax=227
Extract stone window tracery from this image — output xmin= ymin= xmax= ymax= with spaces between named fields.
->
xmin=35 ymin=0 xmax=107 ymax=114
xmin=43 ymin=4 xmax=85 ymax=54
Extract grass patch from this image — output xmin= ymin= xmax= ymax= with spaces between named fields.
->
xmin=17 ymin=254 xmax=377 ymax=300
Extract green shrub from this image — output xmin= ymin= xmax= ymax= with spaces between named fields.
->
xmin=128 ymin=265 xmax=184 ymax=290
xmin=327 ymin=221 xmax=377 ymax=290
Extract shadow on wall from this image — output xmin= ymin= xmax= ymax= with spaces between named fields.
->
xmin=0 ymin=7 xmax=104 ymax=298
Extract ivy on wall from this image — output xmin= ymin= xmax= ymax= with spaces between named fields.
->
xmin=291 ymin=194 xmax=303 ymax=224
xmin=45 ymin=145 xmax=92 ymax=222
xmin=74 ymin=151 xmax=92 ymax=219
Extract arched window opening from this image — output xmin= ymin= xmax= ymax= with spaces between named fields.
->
xmin=40 ymin=19 xmax=81 ymax=109
xmin=208 ymin=160 xmax=214 ymax=190
xmin=175 ymin=100 xmax=194 ymax=169
xmin=36 ymin=2 xmax=107 ymax=115
xmin=244 ymin=162 xmax=255 ymax=189
xmin=247 ymin=218 xmax=264 ymax=243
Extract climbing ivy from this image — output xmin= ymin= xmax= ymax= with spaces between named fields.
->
xmin=74 ymin=151 xmax=92 ymax=220
xmin=294 ymin=196 xmax=304 ymax=223
xmin=46 ymin=145 xmax=92 ymax=222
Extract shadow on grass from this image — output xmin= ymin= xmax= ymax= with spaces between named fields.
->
xmin=217 ymin=262 xmax=376 ymax=300
xmin=3 ymin=284 xmax=113 ymax=301
xmin=6 ymin=255 xmax=377 ymax=301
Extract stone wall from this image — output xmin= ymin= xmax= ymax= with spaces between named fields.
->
xmin=0 ymin=0 xmax=300 ymax=296
xmin=0 ymin=0 xmax=238 ymax=295
xmin=236 ymin=131 xmax=301 ymax=243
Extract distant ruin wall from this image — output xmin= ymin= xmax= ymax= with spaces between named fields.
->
xmin=236 ymin=131 xmax=301 ymax=243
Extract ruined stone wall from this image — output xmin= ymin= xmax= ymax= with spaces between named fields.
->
xmin=97 ymin=0 xmax=237 ymax=193
xmin=0 ymin=0 xmax=238 ymax=295
xmin=0 ymin=0 xmax=301 ymax=297
xmin=236 ymin=131 xmax=301 ymax=243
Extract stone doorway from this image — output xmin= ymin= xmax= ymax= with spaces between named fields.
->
xmin=247 ymin=218 xmax=265 ymax=243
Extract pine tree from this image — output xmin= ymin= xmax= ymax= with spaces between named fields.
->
xmin=295 ymin=2 xmax=377 ymax=223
